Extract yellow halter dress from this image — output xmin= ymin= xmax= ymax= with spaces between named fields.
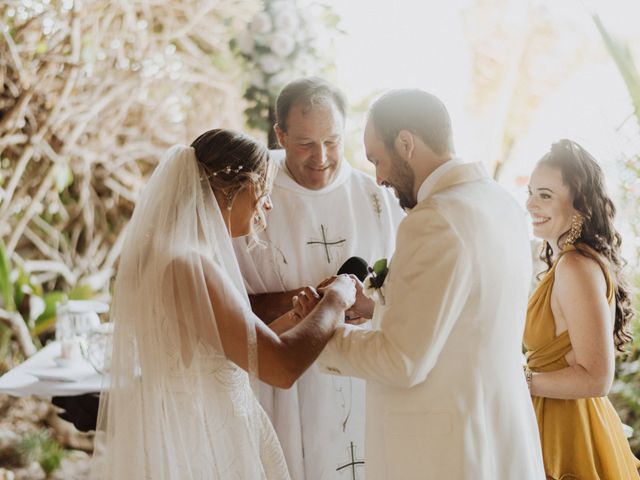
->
xmin=524 ymin=244 xmax=640 ymax=479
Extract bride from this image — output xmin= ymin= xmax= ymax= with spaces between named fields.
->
xmin=90 ymin=129 xmax=355 ymax=479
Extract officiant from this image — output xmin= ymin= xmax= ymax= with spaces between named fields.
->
xmin=233 ymin=77 xmax=404 ymax=479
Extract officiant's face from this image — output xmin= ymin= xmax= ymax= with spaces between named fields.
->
xmin=364 ymin=121 xmax=417 ymax=210
xmin=276 ymin=100 xmax=344 ymax=190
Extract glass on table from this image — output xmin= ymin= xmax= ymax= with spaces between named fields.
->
xmin=55 ymin=300 xmax=108 ymax=364
xmin=83 ymin=323 xmax=113 ymax=374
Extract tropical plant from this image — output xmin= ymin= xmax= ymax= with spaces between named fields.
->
xmin=592 ymin=13 xmax=640 ymax=455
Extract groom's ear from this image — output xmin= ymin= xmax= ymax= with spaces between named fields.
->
xmin=395 ymin=130 xmax=415 ymax=160
xmin=274 ymin=124 xmax=286 ymax=148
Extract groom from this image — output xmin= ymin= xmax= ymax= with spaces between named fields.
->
xmin=317 ymin=90 xmax=545 ymax=479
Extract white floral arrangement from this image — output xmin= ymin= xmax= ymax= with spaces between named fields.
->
xmin=231 ymin=0 xmax=341 ymax=136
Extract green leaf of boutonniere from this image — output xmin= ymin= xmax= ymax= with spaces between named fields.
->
xmin=372 ymin=258 xmax=387 ymax=275
xmin=368 ymin=258 xmax=389 ymax=290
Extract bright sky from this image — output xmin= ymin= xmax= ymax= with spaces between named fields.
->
xmin=323 ymin=0 xmax=640 ymax=260
xmin=325 ymin=0 xmax=639 ymax=164
xmin=325 ymin=0 xmax=472 ymax=161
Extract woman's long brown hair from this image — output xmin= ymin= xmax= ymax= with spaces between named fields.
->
xmin=537 ymin=139 xmax=634 ymax=351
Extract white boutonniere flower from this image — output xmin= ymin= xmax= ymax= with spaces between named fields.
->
xmin=364 ymin=258 xmax=389 ymax=305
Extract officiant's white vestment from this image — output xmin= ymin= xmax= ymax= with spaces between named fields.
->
xmin=319 ymin=161 xmax=545 ymax=479
xmin=234 ymin=152 xmax=404 ymax=479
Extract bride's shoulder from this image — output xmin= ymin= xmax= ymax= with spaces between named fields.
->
xmin=163 ymin=250 xmax=221 ymax=278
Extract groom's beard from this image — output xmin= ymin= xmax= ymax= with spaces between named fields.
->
xmin=388 ymin=150 xmax=417 ymax=210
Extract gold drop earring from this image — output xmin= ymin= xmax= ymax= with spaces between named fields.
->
xmin=565 ymin=214 xmax=584 ymax=245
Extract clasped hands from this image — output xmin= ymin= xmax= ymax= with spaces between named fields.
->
xmin=292 ymin=274 xmax=375 ymax=325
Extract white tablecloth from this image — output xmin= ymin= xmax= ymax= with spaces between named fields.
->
xmin=0 ymin=341 xmax=105 ymax=397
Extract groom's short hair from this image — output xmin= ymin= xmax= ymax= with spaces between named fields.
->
xmin=276 ymin=77 xmax=347 ymax=132
xmin=369 ymin=89 xmax=453 ymax=156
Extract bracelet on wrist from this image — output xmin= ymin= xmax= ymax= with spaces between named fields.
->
xmin=524 ymin=367 xmax=533 ymax=392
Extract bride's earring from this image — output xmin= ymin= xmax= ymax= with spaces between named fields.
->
xmin=565 ymin=214 xmax=584 ymax=245
xmin=225 ymin=191 xmax=234 ymax=211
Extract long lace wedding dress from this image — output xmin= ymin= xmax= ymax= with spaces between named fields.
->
xmin=90 ymin=145 xmax=289 ymax=479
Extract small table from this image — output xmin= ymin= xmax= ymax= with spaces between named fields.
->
xmin=0 ymin=341 xmax=104 ymax=397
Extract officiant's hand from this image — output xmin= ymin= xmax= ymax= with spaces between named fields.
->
xmin=316 ymin=275 xmax=337 ymax=290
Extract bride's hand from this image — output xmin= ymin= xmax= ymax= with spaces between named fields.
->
xmin=292 ymin=286 xmax=321 ymax=319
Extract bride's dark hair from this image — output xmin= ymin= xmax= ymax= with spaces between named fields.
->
xmin=191 ymin=129 xmax=273 ymax=230
xmin=537 ymin=139 xmax=634 ymax=351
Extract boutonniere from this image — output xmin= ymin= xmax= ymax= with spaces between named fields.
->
xmin=364 ymin=258 xmax=389 ymax=305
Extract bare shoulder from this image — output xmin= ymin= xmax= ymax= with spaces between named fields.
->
xmin=165 ymin=252 xmax=220 ymax=279
xmin=554 ymin=250 xmax=607 ymax=296
xmin=166 ymin=253 xmax=197 ymax=272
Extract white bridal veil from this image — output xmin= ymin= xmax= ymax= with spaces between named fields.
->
xmin=91 ymin=145 xmax=288 ymax=479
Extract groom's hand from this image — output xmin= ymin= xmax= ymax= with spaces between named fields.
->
xmin=318 ymin=275 xmax=356 ymax=313
xmin=316 ymin=275 xmax=372 ymax=323
xmin=345 ymin=275 xmax=375 ymax=322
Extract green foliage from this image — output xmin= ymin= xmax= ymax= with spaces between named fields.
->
xmin=0 ymin=240 xmax=96 ymax=349
xmin=0 ymin=240 xmax=15 ymax=311
xmin=0 ymin=241 xmax=18 ymax=370
xmin=593 ymin=12 xmax=640 ymax=455
xmin=243 ymin=85 xmax=273 ymax=133
xmin=69 ymin=284 xmax=94 ymax=301
xmin=372 ymin=259 xmax=388 ymax=276
xmin=611 ymin=269 xmax=640 ymax=454
xmin=0 ymin=324 xmax=12 ymax=373
xmin=28 ymin=283 xmax=96 ymax=337
xmin=593 ymin=15 xmax=640 ymax=121
xmin=15 ymin=430 xmax=66 ymax=476
xmin=14 ymin=266 xmax=44 ymax=322
xmin=32 ymin=291 xmax=68 ymax=337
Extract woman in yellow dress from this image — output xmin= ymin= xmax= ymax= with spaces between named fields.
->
xmin=524 ymin=139 xmax=639 ymax=479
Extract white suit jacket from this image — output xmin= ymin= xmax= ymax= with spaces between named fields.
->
xmin=319 ymin=162 xmax=545 ymax=479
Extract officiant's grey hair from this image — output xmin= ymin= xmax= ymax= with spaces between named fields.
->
xmin=275 ymin=77 xmax=347 ymax=131
xmin=369 ymin=89 xmax=454 ymax=156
